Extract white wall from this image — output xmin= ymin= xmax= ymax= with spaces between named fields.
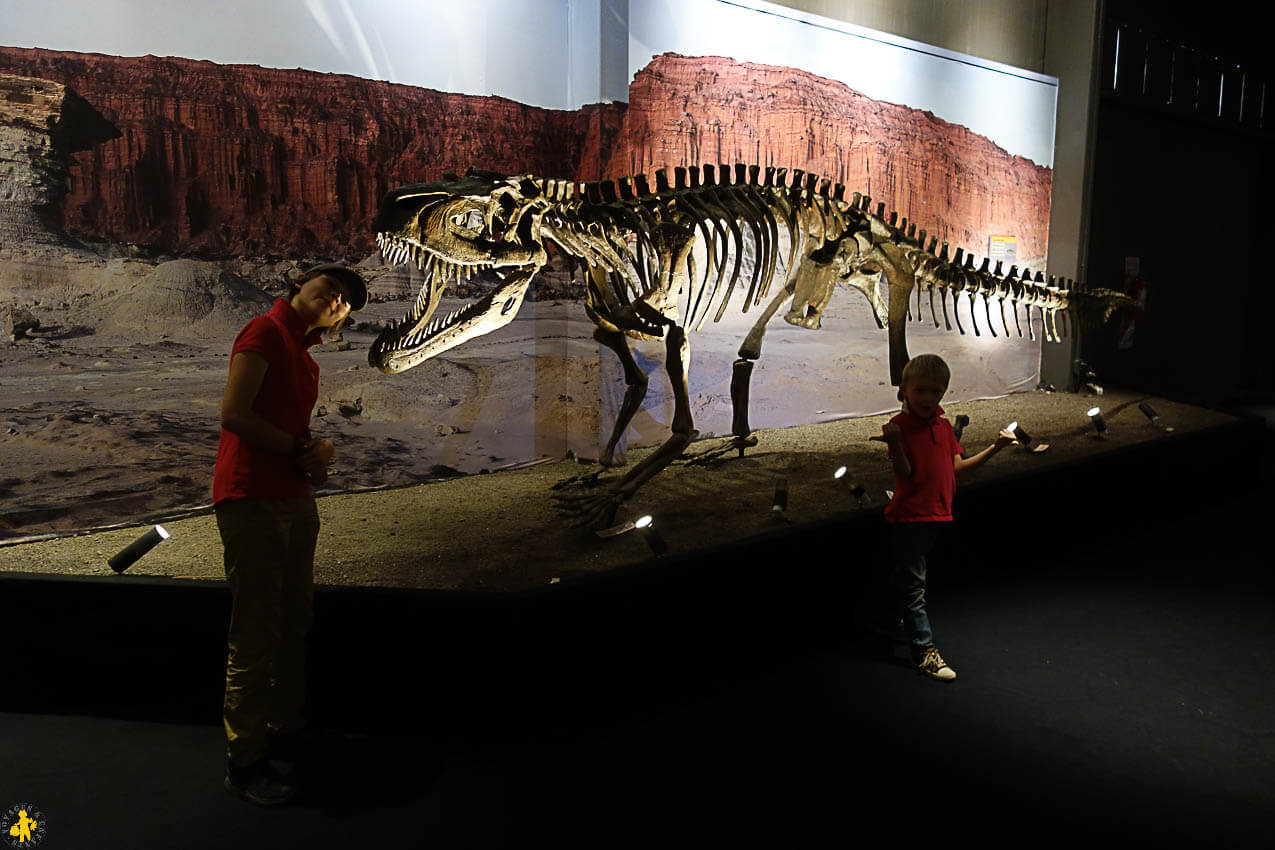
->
xmin=770 ymin=0 xmax=1051 ymax=73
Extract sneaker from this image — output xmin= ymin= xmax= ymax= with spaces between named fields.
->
xmin=912 ymin=645 xmax=957 ymax=681
xmin=224 ymin=758 xmax=300 ymax=807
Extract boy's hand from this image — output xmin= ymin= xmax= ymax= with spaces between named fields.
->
xmin=994 ymin=429 xmax=1017 ymax=450
xmin=881 ymin=422 xmax=903 ymax=443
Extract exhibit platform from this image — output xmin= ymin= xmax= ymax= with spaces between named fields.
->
xmin=2 ymin=389 xmax=1266 ymax=725
xmin=3 ymin=391 xmax=1273 ymax=844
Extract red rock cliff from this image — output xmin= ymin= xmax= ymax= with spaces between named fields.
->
xmin=0 ymin=47 xmax=623 ymax=258
xmin=0 ymin=47 xmax=1050 ymax=266
xmin=606 ymin=54 xmax=1053 ymax=266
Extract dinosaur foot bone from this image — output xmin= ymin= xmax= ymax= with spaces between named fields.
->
xmin=597 ymin=448 xmax=628 ymax=468
xmin=550 ymin=470 xmax=607 ymax=491
xmin=552 ymin=479 xmax=627 ymax=529
xmin=683 ymin=434 xmax=759 ymax=466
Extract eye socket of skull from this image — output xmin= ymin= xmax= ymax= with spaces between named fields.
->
xmin=448 ymin=207 xmax=485 ymax=237
xmin=481 ymin=191 xmax=516 ymax=241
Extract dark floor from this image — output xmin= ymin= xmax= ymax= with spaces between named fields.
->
xmin=4 ymin=411 xmax=1274 ymax=848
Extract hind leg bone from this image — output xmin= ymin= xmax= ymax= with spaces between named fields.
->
xmin=595 ymin=327 xmax=649 ymax=467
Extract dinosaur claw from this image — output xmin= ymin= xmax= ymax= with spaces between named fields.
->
xmin=551 ymin=474 xmax=629 ymax=529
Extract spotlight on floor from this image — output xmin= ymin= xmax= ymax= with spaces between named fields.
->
xmin=1007 ymin=420 xmax=1050 ymax=453
xmin=1087 ymin=406 xmax=1108 ymax=436
xmin=772 ymin=478 xmax=789 ymax=514
xmin=634 ymin=514 xmax=668 ymax=557
xmin=833 ymin=466 xmax=869 ymax=506
xmin=952 ymin=414 xmax=970 ymax=443
xmin=1139 ymin=402 xmax=1174 ymax=431
xmin=108 ymin=524 xmax=170 ymax=574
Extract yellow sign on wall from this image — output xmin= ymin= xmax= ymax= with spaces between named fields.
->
xmin=988 ymin=235 xmax=1018 ymax=265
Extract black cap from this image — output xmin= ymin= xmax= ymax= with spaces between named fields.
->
xmin=296 ymin=263 xmax=368 ymax=310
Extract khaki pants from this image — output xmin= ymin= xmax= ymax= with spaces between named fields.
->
xmin=215 ymin=497 xmax=319 ymax=766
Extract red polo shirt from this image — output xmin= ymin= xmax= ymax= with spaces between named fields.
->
xmin=883 ymin=404 xmax=964 ymax=523
xmin=212 ymin=299 xmax=324 ymax=504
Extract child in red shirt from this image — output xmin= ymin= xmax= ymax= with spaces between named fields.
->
xmin=880 ymin=354 xmax=1015 ymax=680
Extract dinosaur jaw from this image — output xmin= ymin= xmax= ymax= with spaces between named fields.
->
xmin=369 ymin=268 xmax=535 ymax=373
xmin=369 ymin=234 xmax=537 ymax=373
xmin=783 ymin=304 xmax=825 ymax=330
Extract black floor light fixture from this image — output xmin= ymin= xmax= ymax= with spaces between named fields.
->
xmin=634 ymin=515 xmax=668 ymax=557
xmin=1006 ymin=420 xmax=1049 ymax=453
xmin=1087 ymin=406 xmax=1108 ymax=436
xmin=833 ymin=466 xmax=869 ymax=506
xmin=108 ymin=525 xmax=170 ymax=574
xmin=1139 ymin=401 xmax=1173 ymax=431
xmin=772 ymin=478 xmax=789 ymax=514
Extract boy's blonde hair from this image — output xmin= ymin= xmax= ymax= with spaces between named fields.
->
xmin=900 ymin=354 xmax=951 ymax=389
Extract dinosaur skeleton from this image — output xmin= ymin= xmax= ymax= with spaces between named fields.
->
xmin=369 ymin=164 xmax=1130 ymax=527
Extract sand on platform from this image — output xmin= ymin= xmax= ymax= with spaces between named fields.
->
xmin=0 ymin=385 xmax=1235 ymax=592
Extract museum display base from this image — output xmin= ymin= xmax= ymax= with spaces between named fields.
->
xmin=2 ymin=388 xmax=1265 ymax=731
xmin=4 ymin=393 xmax=1272 ymax=845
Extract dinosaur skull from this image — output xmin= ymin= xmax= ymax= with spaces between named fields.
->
xmin=785 ymin=230 xmax=887 ymax=330
xmin=369 ymin=171 xmax=549 ymax=373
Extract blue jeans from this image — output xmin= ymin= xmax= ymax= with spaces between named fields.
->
xmin=888 ymin=522 xmax=943 ymax=649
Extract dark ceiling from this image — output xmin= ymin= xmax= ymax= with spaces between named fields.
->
xmin=1103 ymin=0 xmax=1271 ymax=75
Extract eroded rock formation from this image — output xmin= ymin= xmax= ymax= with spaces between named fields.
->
xmin=0 ymin=73 xmax=119 ymax=248
xmin=97 ymin=258 xmax=274 ymax=339
xmin=0 ymin=47 xmax=1051 ymax=267
xmin=0 ymin=47 xmax=623 ymax=259
xmin=606 ymin=54 xmax=1053 ymax=266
